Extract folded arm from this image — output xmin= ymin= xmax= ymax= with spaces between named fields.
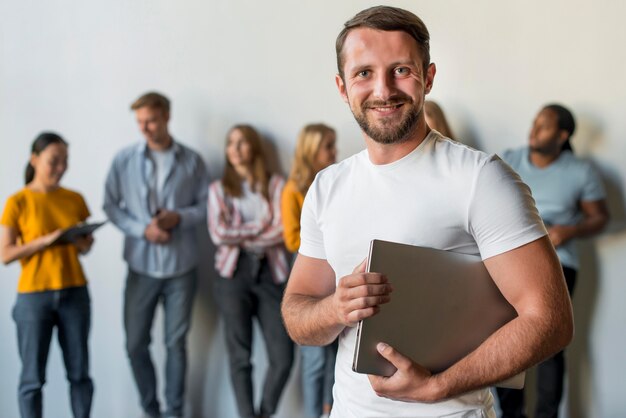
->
xmin=548 ymin=198 xmax=610 ymax=247
xmin=369 ymin=235 xmax=574 ymax=402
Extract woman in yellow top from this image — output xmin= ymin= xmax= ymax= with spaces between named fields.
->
xmin=280 ymin=123 xmax=337 ymax=418
xmin=0 ymin=132 xmax=95 ymax=418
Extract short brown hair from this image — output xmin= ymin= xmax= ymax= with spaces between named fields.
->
xmin=335 ymin=6 xmax=431 ymax=78
xmin=130 ymin=91 xmax=170 ymax=114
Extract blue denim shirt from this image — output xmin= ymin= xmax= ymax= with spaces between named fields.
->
xmin=104 ymin=140 xmax=209 ymax=278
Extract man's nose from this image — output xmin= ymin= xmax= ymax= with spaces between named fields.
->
xmin=372 ymin=72 xmax=395 ymax=100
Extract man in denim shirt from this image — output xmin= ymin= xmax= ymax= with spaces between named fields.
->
xmin=104 ymin=92 xmax=208 ymax=418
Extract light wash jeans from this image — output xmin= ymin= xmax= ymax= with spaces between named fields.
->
xmin=124 ymin=268 xmax=197 ymax=418
xmin=300 ymin=340 xmax=338 ymax=418
xmin=12 ymin=285 xmax=93 ymax=418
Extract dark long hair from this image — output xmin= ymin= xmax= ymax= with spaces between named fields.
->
xmin=25 ymin=132 xmax=67 ymax=184
xmin=543 ymin=104 xmax=575 ymax=152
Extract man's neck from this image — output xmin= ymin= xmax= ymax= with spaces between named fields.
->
xmin=528 ymin=149 xmax=561 ymax=168
xmin=365 ymin=126 xmax=431 ymax=165
xmin=147 ymin=134 xmax=173 ymax=152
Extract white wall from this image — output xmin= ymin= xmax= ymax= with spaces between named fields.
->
xmin=1 ymin=1 xmax=625 ymax=417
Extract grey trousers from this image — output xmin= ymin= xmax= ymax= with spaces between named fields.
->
xmin=214 ymin=252 xmax=294 ymax=418
xmin=124 ymin=268 xmax=197 ymax=418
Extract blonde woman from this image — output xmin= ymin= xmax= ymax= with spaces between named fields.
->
xmin=424 ymin=100 xmax=456 ymax=140
xmin=281 ymin=123 xmax=337 ymax=418
xmin=208 ymin=125 xmax=293 ymax=418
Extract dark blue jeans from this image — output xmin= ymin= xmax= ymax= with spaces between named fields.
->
xmin=12 ymin=286 xmax=93 ymax=418
xmin=496 ymin=266 xmax=577 ymax=418
xmin=124 ymin=268 xmax=197 ymax=418
xmin=214 ymin=252 xmax=294 ymax=418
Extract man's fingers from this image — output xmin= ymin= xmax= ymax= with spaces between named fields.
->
xmin=346 ymin=305 xmax=381 ymax=325
xmin=339 ymin=273 xmax=389 ymax=289
xmin=352 ymin=257 xmax=368 ymax=274
xmin=376 ymin=342 xmax=413 ymax=370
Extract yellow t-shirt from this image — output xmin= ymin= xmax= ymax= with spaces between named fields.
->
xmin=280 ymin=179 xmax=305 ymax=253
xmin=1 ymin=187 xmax=90 ymax=293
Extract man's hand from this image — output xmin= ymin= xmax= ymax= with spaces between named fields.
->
xmin=368 ymin=342 xmax=440 ymax=402
xmin=155 ymin=209 xmax=181 ymax=230
xmin=331 ymin=259 xmax=393 ymax=327
xmin=144 ymin=221 xmax=171 ymax=243
xmin=546 ymin=224 xmax=575 ymax=247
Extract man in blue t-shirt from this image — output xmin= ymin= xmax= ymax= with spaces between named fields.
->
xmin=497 ymin=104 xmax=610 ymax=418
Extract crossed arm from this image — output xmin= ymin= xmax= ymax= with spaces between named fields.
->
xmin=281 ymin=235 xmax=573 ymax=402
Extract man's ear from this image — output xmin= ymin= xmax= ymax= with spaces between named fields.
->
xmin=558 ymin=130 xmax=569 ymax=146
xmin=425 ymin=63 xmax=436 ymax=95
xmin=335 ymin=73 xmax=349 ymax=103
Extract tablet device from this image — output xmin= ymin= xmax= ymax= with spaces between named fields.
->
xmin=52 ymin=221 xmax=107 ymax=246
xmin=352 ymin=239 xmax=524 ymax=389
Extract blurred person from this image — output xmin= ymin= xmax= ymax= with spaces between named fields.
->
xmin=496 ymin=104 xmax=609 ymax=418
xmin=281 ymin=123 xmax=338 ymax=418
xmin=1 ymin=132 xmax=95 ymax=418
xmin=103 ymin=92 xmax=209 ymax=418
xmin=208 ymin=125 xmax=294 ymax=418
xmin=424 ymin=100 xmax=455 ymax=140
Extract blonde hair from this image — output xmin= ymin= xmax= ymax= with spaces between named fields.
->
xmin=289 ymin=123 xmax=335 ymax=194
xmin=221 ymin=125 xmax=270 ymax=199
xmin=424 ymin=100 xmax=455 ymax=140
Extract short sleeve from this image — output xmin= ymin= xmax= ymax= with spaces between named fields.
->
xmin=298 ymin=178 xmax=327 ymax=259
xmin=469 ymin=155 xmax=547 ymax=260
xmin=1 ymin=195 xmax=21 ymax=230
xmin=77 ymin=193 xmax=91 ymax=222
xmin=580 ymin=162 xmax=606 ymax=202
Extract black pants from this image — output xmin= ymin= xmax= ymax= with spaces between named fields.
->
xmin=496 ymin=266 xmax=577 ymax=418
xmin=214 ymin=252 xmax=294 ymax=418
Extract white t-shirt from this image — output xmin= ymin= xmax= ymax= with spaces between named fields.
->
xmin=149 ymin=147 xmax=176 ymax=212
xmin=236 ymin=181 xmax=267 ymax=223
xmin=299 ymin=131 xmax=546 ymax=418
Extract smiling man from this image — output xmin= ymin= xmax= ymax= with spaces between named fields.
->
xmin=104 ymin=92 xmax=208 ymax=418
xmin=281 ymin=6 xmax=574 ymax=418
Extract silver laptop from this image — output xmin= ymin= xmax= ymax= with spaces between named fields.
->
xmin=352 ymin=239 xmax=525 ymax=389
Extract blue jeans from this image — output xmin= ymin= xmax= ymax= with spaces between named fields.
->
xmin=124 ymin=268 xmax=197 ymax=418
xmin=12 ymin=286 xmax=93 ymax=418
xmin=301 ymin=341 xmax=338 ymax=418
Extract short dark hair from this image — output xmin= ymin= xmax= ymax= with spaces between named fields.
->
xmin=130 ymin=91 xmax=170 ymax=114
xmin=335 ymin=6 xmax=431 ymax=78
xmin=543 ymin=103 xmax=576 ymax=151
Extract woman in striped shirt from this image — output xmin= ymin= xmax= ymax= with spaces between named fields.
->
xmin=208 ymin=124 xmax=293 ymax=418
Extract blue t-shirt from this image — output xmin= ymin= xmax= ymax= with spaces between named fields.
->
xmin=501 ymin=147 xmax=605 ymax=268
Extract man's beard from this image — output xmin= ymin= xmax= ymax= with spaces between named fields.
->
xmin=352 ymin=96 xmax=421 ymax=145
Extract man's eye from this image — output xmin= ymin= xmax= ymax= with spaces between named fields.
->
xmin=357 ymin=70 xmax=370 ymax=77
xmin=395 ymin=67 xmax=409 ymax=75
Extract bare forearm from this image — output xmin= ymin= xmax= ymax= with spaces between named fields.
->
xmin=572 ymin=213 xmax=609 ymax=238
xmin=281 ymin=293 xmax=345 ymax=346
xmin=2 ymin=238 xmax=48 ymax=265
xmin=431 ymin=308 xmax=573 ymax=400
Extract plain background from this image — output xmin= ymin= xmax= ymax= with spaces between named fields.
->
xmin=1 ymin=1 xmax=625 ymax=417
